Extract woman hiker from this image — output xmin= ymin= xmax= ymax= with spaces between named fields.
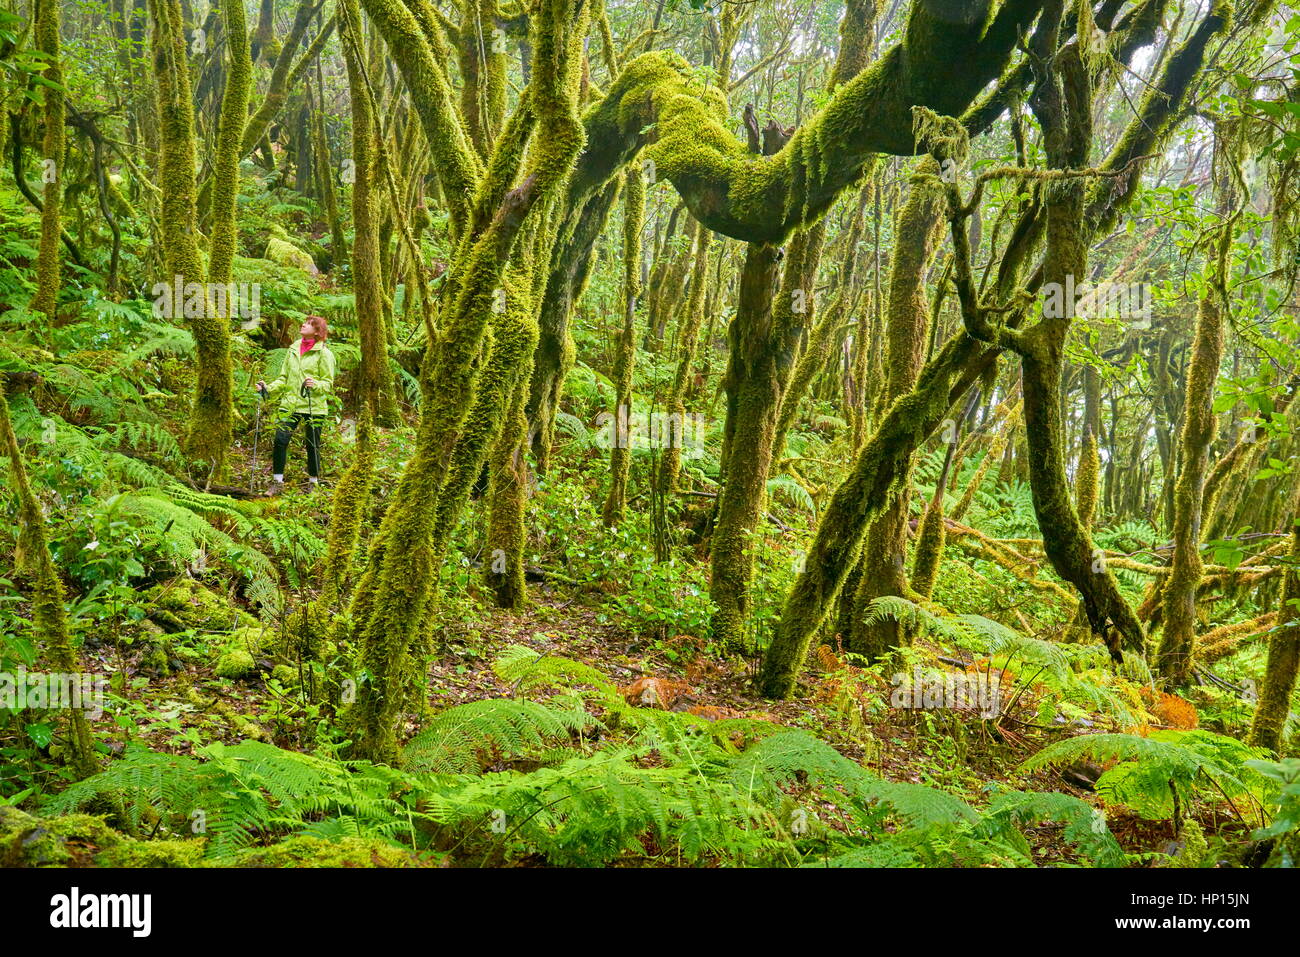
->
xmin=256 ymin=315 xmax=336 ymax=494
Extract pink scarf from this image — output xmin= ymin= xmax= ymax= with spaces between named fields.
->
xmin=299 ymin=338 xmax=316 ymax=357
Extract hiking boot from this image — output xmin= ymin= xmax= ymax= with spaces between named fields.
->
xmin=264 ymin=480 xmax=285 ymax=497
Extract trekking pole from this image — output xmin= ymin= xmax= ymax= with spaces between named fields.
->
xmin=249 ymin=384 xmax=266 ymax=493
xmin=302 ymin=380 xmax=320 ymax=481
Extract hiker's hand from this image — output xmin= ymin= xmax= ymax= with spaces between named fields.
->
xmin=303 ymin=377 xmax=315 ymax=389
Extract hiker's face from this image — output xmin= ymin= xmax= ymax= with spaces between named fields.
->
xmin=300 ymin=320 xmax=314 ymax=338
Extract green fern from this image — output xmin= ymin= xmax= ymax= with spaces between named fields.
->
xmin=402 ymin=699 xmax=596 ymax=774
xmin=1021 ymin=730 xmax=1271 ymax=823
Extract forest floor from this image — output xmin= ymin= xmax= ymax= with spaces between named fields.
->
xmin=80 ymin=570 xmax=1222 ymax=866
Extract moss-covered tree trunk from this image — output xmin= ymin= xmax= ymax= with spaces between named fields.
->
xmin=1007 ymin=42 xmax=1145 ymax=663
xmin=150 ymin=0 xmax=236 ymax=480
xmin=1248 ymin=480 xmax=1300 ymax=753
xmin=708 ymin=241 xmax=783 ymax=651
xmin=657 ymin=218 xmax=712 ymax=495
xmin=603 ymin=165 xmax=644 ymax=526
xmin=320 ymin=406 xmax=375 ymax=609
xmin=340 ymin=0 xmax=398 ymax=424
xmin=208 ymin=0 xmax=251 ymax=290
xmin=773 ymin=177 xmax=871 ymax=463
xmin=344 ymin=0 xmax=589 ymax=762
xmin=311 ymin=103 xmax=348 ymax=268
xmin=484 ymin=378 xmax=530 ymax=608
xmin=1156 ymin=223 xmax=1231 ymax=685
xmin=1 ymin=381 xmax=97 ymax=777
xmin=847 ymin=161 xmax=944 ymax=657
xmin=29 ymin=0 xmax=63 ymax=320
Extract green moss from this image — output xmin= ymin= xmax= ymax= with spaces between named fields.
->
xmin=230 ymin=834 xmax=437 ymax=867
xmin=1 ymin=386 xmax=96 ymax=775
xmin=345 ymin=0 xmax=590 ymax=762
xmin=208 ymin=0 xmax=251 ymax=288
xmin=759 ymin=328 xmax=998 ymax=698
xmin=1 ymin=807 xmax=210 ymax=867
xmin=1157 ymin=266 xmax=1228 ymax=686
xmin=214 ymin=647 xmax=257 ymax=679
xmin=1076 ymin=424 xmax=1100 ymax=530
xmin=148 ymin=578 xmax=258 ymax=633
xmin=320 ymin=406 xmax=375 ymax=608
xmin=1249 ymin=484 xmax=1300 ymax=752
xmin=340 ymin=0 xmax=398 ymax=422
xmin=0 ymin=808 xmax=121 ymax=867
xmin=97 ymin=838 xmax=207 ymax=868
xmin=658 ymin=220 xmax=713 ymax=495
xmin=910 ymin=499 xmax=946 ymax=600
xmin=848 ymin=160 xmax=944 ymax=658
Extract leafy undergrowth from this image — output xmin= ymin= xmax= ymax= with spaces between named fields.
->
xmin=5 ymin=581 xmax=1295 ymax=869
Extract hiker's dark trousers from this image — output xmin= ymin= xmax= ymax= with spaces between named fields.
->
xmin=272 ymin=413 xmax=324 ymax=477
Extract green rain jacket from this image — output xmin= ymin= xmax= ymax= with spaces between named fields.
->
xmin=266 ymin=339 xmax=336 ymax=416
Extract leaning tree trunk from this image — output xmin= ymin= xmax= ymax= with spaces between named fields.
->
xmin=758 ymin=0 xmax=1230 ymax=698
xmin=1 ymin=381 xmax=97 ymax=777
xmin=344 ymin=0 xmax=589 ymax=762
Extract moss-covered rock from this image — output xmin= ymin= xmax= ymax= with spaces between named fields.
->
xmin=266 ymin=233 xmax=318 ymax=274
xmin=1 ymin=805 xmax=211 ymax=867
xmin=147 ymin=578 xmax=257 ymax=634
xmin=0 ymin=807 xmax=122 ymax=867
xmin=230 ymin=835 xmax=440 ymax=868
xmin=211 ymin=625 xmax=273 ymax=679
xmin=214 ymin=646 xmax=257 ymax=679
xmin=96 ymin=838 xmax=207 ymax=868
